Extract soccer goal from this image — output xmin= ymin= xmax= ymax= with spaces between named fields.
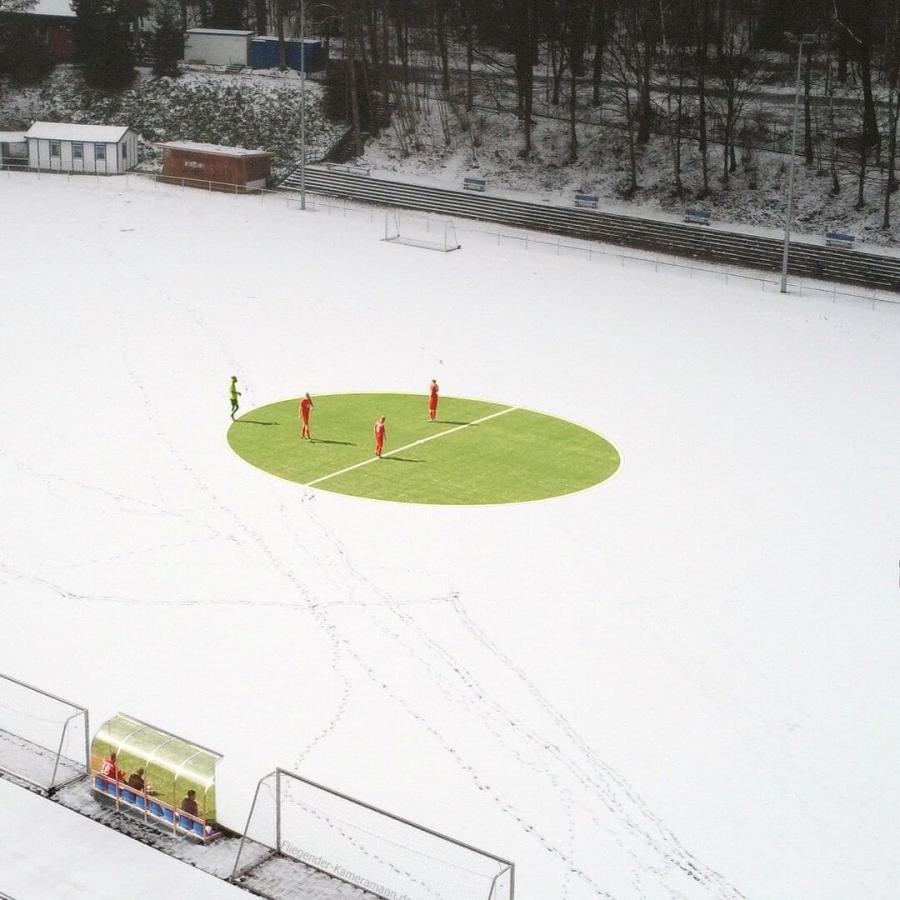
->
xmin=232 ymin=768 xmax=514 ymax=900
xmin=384 ymin=212 xmax=461 ymax=252
xmin=0 ymin=671 xmax=89 ymax=796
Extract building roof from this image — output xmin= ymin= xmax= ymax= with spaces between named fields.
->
xmin=251 ymin=36 xmax=323 ymax=44
xmin=158 ymin=140 xmax=272 ymax=159
xmin=0 ymin=132 xmax=28 ymax=143
xmin=185 ymin=28 xmax=254 ymax=36
xmin=25 ymin=122 xmax=132 ymax=142
xmin=31 ymin=0 xmax=75 ymax=18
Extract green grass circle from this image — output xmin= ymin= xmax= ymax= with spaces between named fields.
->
xmin=227 ymin=393 xmax=620 ymax=505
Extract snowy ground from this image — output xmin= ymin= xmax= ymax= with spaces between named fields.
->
xmin=1 ymin=172 xmax=899 ymax=899
xmin=0 ymin=780 xmax=243 ymax=899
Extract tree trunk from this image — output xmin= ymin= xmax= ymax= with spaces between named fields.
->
xmin=637 ymin=45 xmax=651 ymax=143
xmin=857 ymin=135 xmax=867 ymax=210
xmin=434 ymin=0 xmax=450 ymax=94
xmin=551 ymin=43 xmax=565 ymax=105
xmin=591 ymin=0 xmax=604 ymax=106
xmin=346 ymin=14 xmax=363 ymax=155
xmin=884 ymin=90 xmax=899 ymax=229
xmin=624 ymin=83 xmax=638 ymax=193
xmin=466 ymin=20 xmax=474 ymax=111
xmin=803 ymin=46 xmax=813 ymax=165
xmin=276 ymin=0 xmax=286 ymax=70
xmin=568 ymin=58 xmax=578 ymax=162
xmin=523 ymin=64 xmax=534 ymax=155
xmin=837 ymin=41 xmax=847 ymax=82
xmin=366 ymin=0 xmax=379 ymax=69
xmin=860 ymin=43 xmax=880 ymax=152
xmin=697 ymin=0 xmax=709 ymax=194
xmin=395 ymin=19 xmax=408 ymax=84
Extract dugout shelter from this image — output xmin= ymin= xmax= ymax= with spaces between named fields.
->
xmin=91 ymin=713 xmax=223 ymax=842
xmin=158 ymin=140 xmax=272 ymax=191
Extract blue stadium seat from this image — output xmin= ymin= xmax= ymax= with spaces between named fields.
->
xmin=135 ymin=795 xmax=146 ymax=810
xmin=150 ymin=801 xmax=164 ymax=817
xmin=178 ymin=815 xmax=192 ymax=830
xmin=192 ymin=820 xmax=205 ymax=837
xmin=105 ymin=781 xmax=118 ymax=797
xmin=163 ymin=807 xmax=174 ymax=823
xmin=122 ymin=789 xmax=135 ymax=804
xmin=94 ymin=776 xmax=105 ymax=790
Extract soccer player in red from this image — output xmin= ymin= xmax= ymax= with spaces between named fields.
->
xmin=374 ymin=416 xmax=386 ymax=457
xmin=428 ymin=379 xmax=439 ymax=422
xmin=299 ymin=392 xmax=314 ymax=439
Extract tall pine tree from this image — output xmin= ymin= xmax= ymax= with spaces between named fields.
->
xmin=72 ymin=0 xmax=137 ymax=90
xmin=151 ymin=0 xmax=183 ymax=78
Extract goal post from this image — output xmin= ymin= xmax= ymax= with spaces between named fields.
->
xmin=232 ymin=767 xmax=514 ymax=900
xmin=383 ymin=212 xmax=461 ymax=252
xmin=0 ymin=671 xmax=89 ymax=796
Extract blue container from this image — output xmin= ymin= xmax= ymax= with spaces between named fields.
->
xmin=250 ymin=37 xmax=322 ymax=71
xmin=250 ymin=38 xmax=279 ymax=69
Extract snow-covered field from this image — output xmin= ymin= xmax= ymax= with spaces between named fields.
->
xmin=1 ymin=172 xmax=899 ymax=899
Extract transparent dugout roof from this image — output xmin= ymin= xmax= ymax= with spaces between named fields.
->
xmin=92 ymin=713 xmax=221 ymax=790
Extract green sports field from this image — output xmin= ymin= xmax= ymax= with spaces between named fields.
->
xmin=227 ymin=393 xmax=619 ymax=504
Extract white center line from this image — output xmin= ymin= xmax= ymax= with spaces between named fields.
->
xmin=306 ymin=406 xmax=519 ymax=488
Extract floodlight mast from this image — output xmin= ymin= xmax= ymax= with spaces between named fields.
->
xmin=781 ymin=32 xmax=818 ymax=293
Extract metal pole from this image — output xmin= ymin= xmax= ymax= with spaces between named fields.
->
xmin=300 ymin=0 xmax=307 ymax=211
xmin=275 ymin=768 xmax=282 ymax=853
xmin=230 ymin=771 xmax=276 ymax=881
xmin=48 ymin=711 xmax=82 ymax=794
xmin=781 ymin=38 xmax=805 ymax=293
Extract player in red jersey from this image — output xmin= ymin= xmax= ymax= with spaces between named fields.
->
xmin=100 ymin=751 xmax=124 ymax=783
xmin=299 ymin=392 xmax=314 ymax=439
xmin=374 ymin=416 xmax=386 ymax=457
xmin=428 ymin=379 xmax=439 ymax=422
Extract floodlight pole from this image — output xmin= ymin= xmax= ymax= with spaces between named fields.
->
xmin=781 ymin=32 xmax=816 ymax=293
xmin=300 ymin=0 xmax=307 ymax=211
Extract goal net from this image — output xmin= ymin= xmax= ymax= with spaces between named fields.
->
xmin=233 ymin=768 xmax=514 ymax=900
xmin=0 ymin=671 xmax=89 ymax=795
xmin=384 ymin=212 xmax=461 ymax=252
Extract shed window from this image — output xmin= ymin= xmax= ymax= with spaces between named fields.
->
xmin=122 ymin=142 xmax=128 ymax=161
xmin=49 ymin=141 xmax=60 ymax=158
xmin=72 ymin=142 xmax=83 ymax=160
xmin=95 ymin=144 xmax=106 ymax=161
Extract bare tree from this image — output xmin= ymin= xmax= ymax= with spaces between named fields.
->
xmin=880 ymin=0 xmax=900 ymax=228
xmin=712 ymin=5 xmax=758 ymax=185
xmin=608 ymin=11 xmax=641 ymax=194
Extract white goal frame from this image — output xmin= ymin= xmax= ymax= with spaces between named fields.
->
xmin=383 ymin=212 xmax=461 ymax=252
xmin=0 ymin=671 xmax=90 ymax=796
xmin=232 ymin=767 xmax=514 ymax=900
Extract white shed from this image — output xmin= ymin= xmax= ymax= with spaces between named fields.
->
xmin=184 ymin=28 xmax=253 ymax=66
xmin=25 ymin=122 xmax=140 ymax=174
xmin=1 ymin=131 xmax=28 ymax=167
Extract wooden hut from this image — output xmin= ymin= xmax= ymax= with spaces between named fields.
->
xmin=158 ymin=141 xmax=272 ymax=191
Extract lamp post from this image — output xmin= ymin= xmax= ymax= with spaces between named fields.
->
xmin=781 ymin=31 xmax=817 ymax=293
